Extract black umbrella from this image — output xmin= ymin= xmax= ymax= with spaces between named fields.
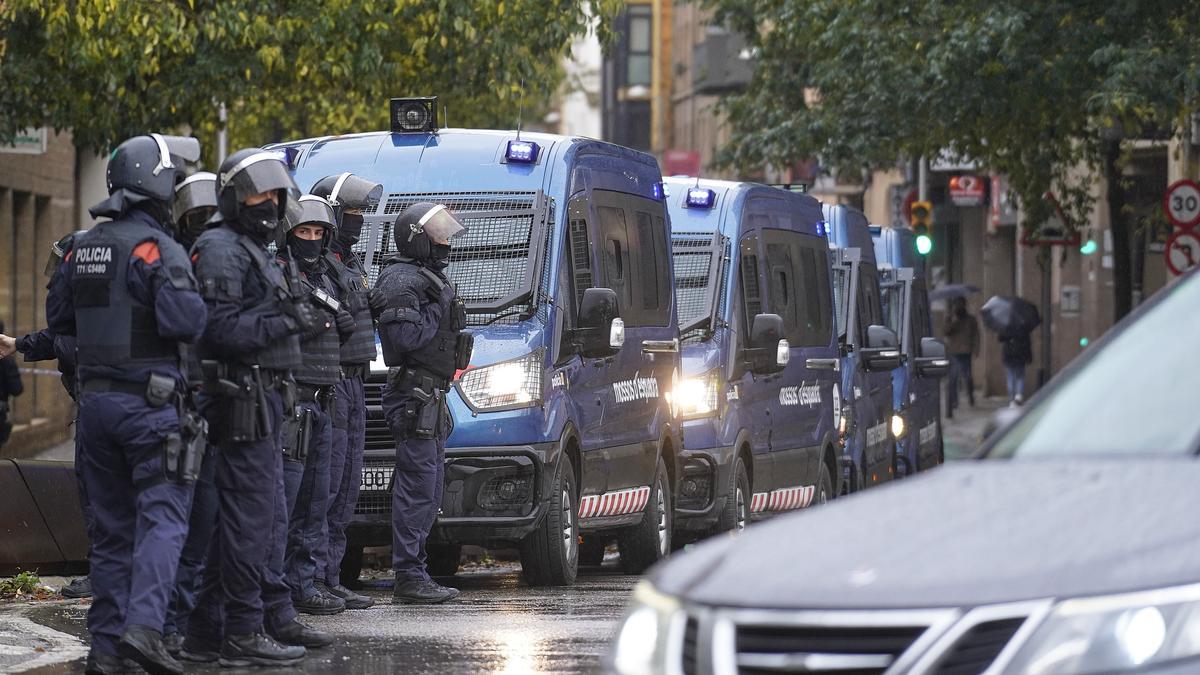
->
xmin=929 ymin=284 xmax=981 ymax=302
xmin=981 ymin=295 xmax=1041 ymax=338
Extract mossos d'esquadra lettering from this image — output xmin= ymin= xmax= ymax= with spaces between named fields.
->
xmin=612 ymin=377 xmax=659 ymax=404
xmin=779 ymin=382 xmax=822 ymax=407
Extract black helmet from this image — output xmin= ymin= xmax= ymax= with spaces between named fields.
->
xmin=173 ymin=171 xmax=218 ymax=248
xmin=106 ymin=133 xmax=201 ymax=202
xmin=282 ymin=194 xmax=336 ymax=266
xmin=216 ymin=148 xmax=297 ymax=237
xmin=392 ymin=202 xmax=466 ymax=262
xmin=44 ymin=229 xmax=90 ymax=277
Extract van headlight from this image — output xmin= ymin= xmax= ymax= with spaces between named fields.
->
xmin=1008 ymin=583 xmax=1200 ymax=674
xmin=607 ymin=581 xmax=684 ymax=675
xmin=674 ymin=370 xmax=720 ymax=419
xmin=457 ymin=352 xmax=542 ymax=411
xmin=891 ymin=412 xmax=907 ymax=439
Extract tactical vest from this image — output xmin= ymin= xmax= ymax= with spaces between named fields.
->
xmin=326 ymin=252 xmax=377 ymax=366
xmin=291 ymin=269 xmax=342 ymax=386
xmin=194 ymin=226 xmax=302 ymax=372
xmin=377 ymin=258 xmax=465 ymax=379
xmin=71 ymin=219 xmax=186 ymax=369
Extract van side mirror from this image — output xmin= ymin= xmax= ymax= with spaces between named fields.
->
xmin=862 ymin=324 xmax=901 ymax=372
xmin=915 ymin=337 xmax=950 ymax=378
xmin=577 ymin=287 xmax=623 ymax=358
xmin=746 ymin=313 xmax=789 ymax=374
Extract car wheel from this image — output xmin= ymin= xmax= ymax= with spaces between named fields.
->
xmin=519 ymin=454 xmax=579 ymax=586
xmin=715 ymin=456 xmax=750 ymax=534
xmin=815 ymin=460 xmax=833 ymax=506
xmin=618 ymin=457 xmax=672 ymax=574
xmin=427 ymin=543 xmax=463 ymax=578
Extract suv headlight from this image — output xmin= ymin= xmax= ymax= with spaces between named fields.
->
xmin=674 ymin=370 xmax=720 ymax=419
xmin=457 ymin=352 xmax=543 ymax=412
xmin=1009 ymin=583 xmax=1200 ymax=674
xmin=607 ymin=581 xmax=683 ymax=675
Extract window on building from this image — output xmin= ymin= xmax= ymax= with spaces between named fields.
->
xmin=627 ymin=5 xmax=652 ymax=88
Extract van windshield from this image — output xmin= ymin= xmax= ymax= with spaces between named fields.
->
xmin=672 ymin=231 xmax=726 ymax=341
xmin=361 ymin=190 xmax=550 ymax=326
xmin=987 ymin=272 xmax=1200 ymax=458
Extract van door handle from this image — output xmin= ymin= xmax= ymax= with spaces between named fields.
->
xmin=806 ymin=358 xmax=839 ymax=371
xmin=642 ymin=339 xmax=679 ymax=354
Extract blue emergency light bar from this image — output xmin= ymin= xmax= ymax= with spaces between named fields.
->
xmin=652 ymin=182 xmax=667 ymax=201
xmin=816 ymin=220 xmax=828 ymax=237
xmin=685 ymin=187 xmax=716 ymax=209
xmin=505 ymin=140 xmax=540 ymax=164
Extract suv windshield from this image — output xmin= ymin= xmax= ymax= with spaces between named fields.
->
xmin=987 ymin=272 xmax=1200 ymax=458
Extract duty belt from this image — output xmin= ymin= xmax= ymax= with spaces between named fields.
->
xmin=342 ymin=364 xmax=367 ymax=380
xmin=296 ymin=384 xmax=334 ymax=403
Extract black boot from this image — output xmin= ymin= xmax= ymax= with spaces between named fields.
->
xmin=271 ymin=618 xmax=335 ymax=648
xmin=392 ymin=577 xmax=460 ymax=604
xmin=162 ymin=632 xmax=183 ymax=656
xmin=318 ymin=581 xmax=374 ymax=610
xmin=219 ymin=633 xmax=306 ymax=668
xmin=117 ymin=625 xmax=182 ymax=675
xmin=84 ymin=649 xmax=133 ymax=675
xmin=178 ymin=634 xmax=222 ymax=663
xmin=62 ymin=576 xmax=93 ymax=599
xmin=294 ymin=590 xmax=346 ymax=615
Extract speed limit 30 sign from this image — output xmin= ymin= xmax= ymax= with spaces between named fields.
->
xmin=1164 ymin=179 xmax=1200 ymax=229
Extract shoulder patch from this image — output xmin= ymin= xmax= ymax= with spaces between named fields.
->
xmin=132 ymin=241 xmax=161 ymax=265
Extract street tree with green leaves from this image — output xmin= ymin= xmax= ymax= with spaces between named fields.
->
xmin=0 ymin=0 xmax=617 ymax=165
xmin=708 ymin=0 xmax=1200 ymax=319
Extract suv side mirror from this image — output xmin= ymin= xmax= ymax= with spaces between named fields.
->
xmin=577 ymin=287 xmax=623 ymax=358
xmin=862 ymin=324 xmax=902 ymax=372
xmin=914 ymin=337 xmax=950 ymax=378
xmin=746 ymin=313 xmax=789 ymax=374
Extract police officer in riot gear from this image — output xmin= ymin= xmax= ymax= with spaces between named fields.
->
xmin=269 ymin=195 xmax=354 ymax=617
xmin=311 ymin=173 xmax=381 ymax=607
xmin=371 ymin=202 xmax=472 ymax=604
xmin=161 ymin=171 xmax=220 ymax=654
xmin=181 ymin=149 xmax=329 ymax=667
xmin=45 ymin=133 xmax=208 ymax=675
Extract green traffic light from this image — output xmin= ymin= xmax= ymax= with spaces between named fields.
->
xmin=915 ymin=234 xmax=933 ymax=255
xmin=1080 ymin=239 xmax=1098 ymax=255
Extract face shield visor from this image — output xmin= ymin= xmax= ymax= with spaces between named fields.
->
xmin=325 ymin=173 xmax=383 ymax=213
xmin=218 ymin=152 xmax=298 ymax=216
xmin=412 ymin=204 xmax=467 ymax=245
xmin=287 ymin=195 xmax=336 ymax=235
xmin=172 ymin=172 xmax=218 ymax=225
xmin=149 ymin=133 xmax=201 ymax=177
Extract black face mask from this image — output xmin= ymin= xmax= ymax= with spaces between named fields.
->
xmin=338 ymin=213 xmax=364 ymax=249
xmin=431 ymin=243 xmax=451 ymax=263
xmin=238 ymin=200 xmax=278 ymax=237
xmin=287 ymin=233 xmax=324 ymax=266
xmin=177 ymin=207 xmax=215 ymax=249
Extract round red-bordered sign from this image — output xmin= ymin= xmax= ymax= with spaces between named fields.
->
xmin=1163 ymin=179 xmax=1200 ymax=229
xmin=1165 ymin=230 xmax=1200 ymax=277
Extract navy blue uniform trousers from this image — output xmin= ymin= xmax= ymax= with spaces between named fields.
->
xmin=272 ymin=398 xmax=332 ymax=604
xmin=188 ymin=389 xmax=294 ymax=640
xmin=163 ymin=444 xmax=218 ymax=636
xmin=77 ymin=392 xmax=192 ymax=656
xmin=318 ymin=375 xmax=365 ymax=586
xmin=384 ymin=390 xmax=445 ymax=582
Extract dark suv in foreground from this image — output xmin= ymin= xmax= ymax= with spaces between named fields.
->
xmin=605 ymin=268 xmax=1200 ymax=674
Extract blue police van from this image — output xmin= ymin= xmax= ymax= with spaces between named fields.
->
xmin=273 ymin=102 xmax=682 ymax=585
xmin=823 ymin=204 xmax=901 ymax=491
xmin=872 ymin=226 xmax=949 ymax=476
xmin=665 ymin=177 xmax=841 ymax=539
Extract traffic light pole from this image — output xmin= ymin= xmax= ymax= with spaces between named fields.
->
xmin=918 ymin=156 xmax=928 ymax=201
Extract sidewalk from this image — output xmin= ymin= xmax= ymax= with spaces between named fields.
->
xmin=942 ymin=392 xmax=1012 ymax=461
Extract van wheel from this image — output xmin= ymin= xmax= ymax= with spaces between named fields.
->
xmin=519 ymin=454 xmax=579 ymax=586
xmin=815 ymin=460 xmax=833 ymax=506
xmin=618 ymin=457 xmax=672 ymax=574
xmin=339 ymin=544 xmax=364 ymax=590
xmin=715 ymin=457 xmax=750 ymax=534
xmin=427 ymin=543 xmax=462 ymax=578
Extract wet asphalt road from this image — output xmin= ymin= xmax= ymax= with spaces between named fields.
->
xmin=17 ymin=564 xmax=636 ymax=674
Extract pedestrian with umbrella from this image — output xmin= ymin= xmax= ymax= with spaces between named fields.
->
xmin=980 ymin=296 xmax=1041 ymax=405
xmin=942 ymin=297 xmax=979 ymax=417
